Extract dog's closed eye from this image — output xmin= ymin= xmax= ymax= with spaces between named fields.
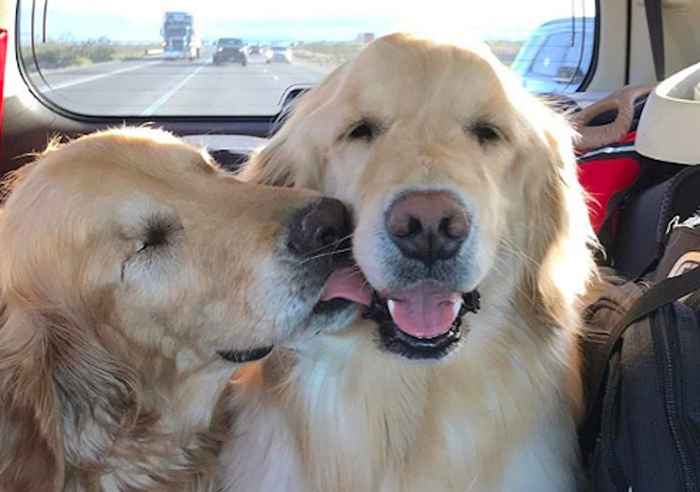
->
xmin=345 ymin=119 xmax=382 ymax=142
xmin=122 ymin=212 xmax=180 ymax=265
xmin=468 ymin=122 xmax=504 ymax=145
xmin=121 ymin=213 xmax=184 ymax=282
xmin=136 ymin=215 xmax=181 ymax=253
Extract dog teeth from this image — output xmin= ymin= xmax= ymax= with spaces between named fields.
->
xmin=387 ymin=299 xmax=397 ymax=319
xmin=452 ymin=299 xmax=463 ymax=319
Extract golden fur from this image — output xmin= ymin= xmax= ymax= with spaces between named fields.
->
xmin=219 ymin=33 xmax=596 ymax=491
xmin=0 ymin=127 xmax=343 ymax=491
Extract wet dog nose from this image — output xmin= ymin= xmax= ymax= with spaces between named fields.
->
xmin=288 ymin=198 xmax=351 ymax=256
xmin=386 ymin=191 xmax=469 ymax=265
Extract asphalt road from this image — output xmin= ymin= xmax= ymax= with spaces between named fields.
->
xmin=27 ymin=54 xmax=328 ymax=116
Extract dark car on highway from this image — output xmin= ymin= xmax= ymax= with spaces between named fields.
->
xmin=213 ymin=38 xmax=247 ymax=66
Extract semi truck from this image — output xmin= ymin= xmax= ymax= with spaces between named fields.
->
xmin=161 ymin=11 xmax=201 ymax=61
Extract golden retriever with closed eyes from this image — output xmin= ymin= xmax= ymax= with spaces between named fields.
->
xmin=0 ymin=127 xmax=358 ymax=491
xmin=219 ymin=33 xmax=596 ymax=491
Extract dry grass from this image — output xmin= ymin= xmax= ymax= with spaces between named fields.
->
xmin=293 ymin=42 xmax=365 ymax=67
xmin=22 ymin=41 xmax=161 ymax=71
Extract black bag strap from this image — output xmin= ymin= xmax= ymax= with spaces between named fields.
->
xmin=644 ymin=0 xmax=665 ymax=81
xmin=581 ymin=266 xmax=700 ymax=455
xmin=596 ymin=189 xmax=630 ymax=264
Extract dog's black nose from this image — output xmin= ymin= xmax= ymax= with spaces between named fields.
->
xmin=386 ymin=191 xmax=469 ymax=266
xmin=288 ymin=198 xmax=351 ymax=256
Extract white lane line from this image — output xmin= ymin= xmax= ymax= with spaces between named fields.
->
xmin=141 ymin=65 xmax=204 ymax=116
xmin=44 ymin=62 xmax=160 ymax=92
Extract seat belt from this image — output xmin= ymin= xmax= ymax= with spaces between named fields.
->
xmin=644 ymin=0 xmax=665 ymax=81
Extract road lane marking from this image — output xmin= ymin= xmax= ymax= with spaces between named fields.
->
xmin=44 ymin=62 xmax=161 ymax=92
xmin=141 ymin=65 xmax=205 ymax=116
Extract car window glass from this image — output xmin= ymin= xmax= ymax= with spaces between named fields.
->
xmin=16 ymin=0 xmax=596 ymax=117
xmin=530 ymin=32 xmax=572 ymax=77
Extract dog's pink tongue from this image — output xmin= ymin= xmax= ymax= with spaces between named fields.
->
xmin=388 ymin=283 xmax=462 ymax=339
xmin=320 ymin=267 xmax=372 ymax=306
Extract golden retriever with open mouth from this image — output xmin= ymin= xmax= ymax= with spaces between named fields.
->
xmin=220 ymin=34 xmax=596 ymax=491
xmin=0 ymin=127 xmax=357 ymax=491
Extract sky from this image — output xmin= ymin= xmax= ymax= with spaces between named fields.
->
xmin=27 ymin=0 xmax=596 ymax=44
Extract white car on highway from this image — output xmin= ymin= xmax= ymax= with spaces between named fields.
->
xmin=264 ymin=46 xmax=293 ymax=64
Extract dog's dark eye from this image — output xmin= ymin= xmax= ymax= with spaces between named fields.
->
xmin=346 ymin=120 xmax=379 ymax=142
xmin=470 ymin=123 xmax=503 ymax=145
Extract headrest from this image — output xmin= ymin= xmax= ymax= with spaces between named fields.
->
xmin=636 ymin=61 xmax=700 ymax=165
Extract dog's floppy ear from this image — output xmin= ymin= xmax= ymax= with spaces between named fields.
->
xmin=0 ymin=305 xmax=65 ymax=492
xmin=0 ymin=166 xmax=65 ymax=491
xmin=0 ymin=161 xmax=142 ymax=490
xmin=517 ymin=108 xmax=596 ymax=330
xmin=0 ymin=299 xmax=143 ymax=491
xmin=516 ymin=112 xmax=597 ymax=419
xmin=239 ymin=63 xmax=349 ymax=188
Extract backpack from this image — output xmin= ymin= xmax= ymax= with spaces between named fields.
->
xmin=580 ymin=264 xmax=700 ymax=491
xmin=579 ymin=172 xmax=700 ymax=491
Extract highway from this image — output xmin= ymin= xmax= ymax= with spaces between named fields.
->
xmin=27 ymin=54 xmax=328 ymax=116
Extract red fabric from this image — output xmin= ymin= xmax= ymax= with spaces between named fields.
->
xmin=579 ymin=157 xmax=640 ymax=231
xmin=619 ymin=131 xmax=636 ymax=145
xmin=0 ymin=30 xmax=7 ymax=157
xmin=577 ymin=131 xmax=641 ymax=232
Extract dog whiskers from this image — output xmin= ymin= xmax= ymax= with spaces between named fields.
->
xmin=297 ymin=247 xmax=353 ymax=265
xmin=294 ymin=232 xmax=355 ymax=259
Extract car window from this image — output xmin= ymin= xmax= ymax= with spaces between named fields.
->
xmin=511 ymin=17 xmax=595 ymax=94
xmin=530 ymin=33 xmax=572 ymax=78
xmin=16 ymin=0 xmax=596 ymax=118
